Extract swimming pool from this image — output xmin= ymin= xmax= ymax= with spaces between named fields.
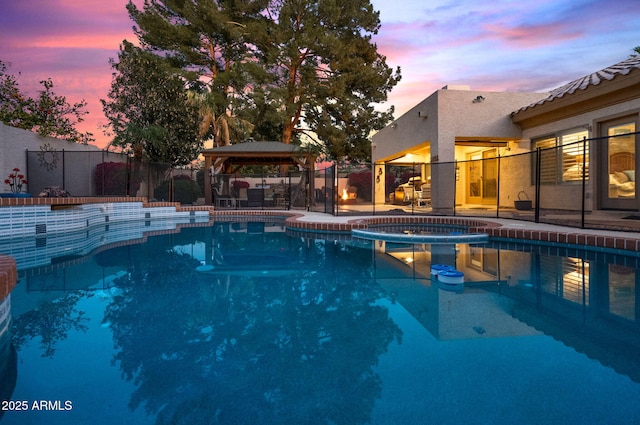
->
xmin=1 ymin=220 xmax=640 ymax=424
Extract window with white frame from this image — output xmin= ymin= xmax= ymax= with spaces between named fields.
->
xmin=532 ymin=128 xmax=589 ymax=184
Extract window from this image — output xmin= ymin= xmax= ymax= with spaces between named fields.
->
xmin=532 ymin=128 xmax=589 ymax=184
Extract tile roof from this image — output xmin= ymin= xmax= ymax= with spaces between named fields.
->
xmin=514 ymin=56 xmax=640 ymax=114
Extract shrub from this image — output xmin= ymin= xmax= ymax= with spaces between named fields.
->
xmin=154 ymin=177 xmax=202 ymax=204
xmin=385 ymin=173 xmax=397 ymax=197
xmin=196 ymin=169 xmax=205 ymax=194
xmin=347 ymin=170 xmax=372 ymax=202
xmin=231 ymin=180 xmax=250 ymax=197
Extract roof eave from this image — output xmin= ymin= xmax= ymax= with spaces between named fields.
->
xmin=512 ymin=70 xmax=640 ymax=129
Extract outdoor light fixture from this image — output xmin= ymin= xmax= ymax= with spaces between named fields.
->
xmin=391 ymin=122 xmax=397 ymax=128
xmin=473 ymin=95 xmax=485 ymax=103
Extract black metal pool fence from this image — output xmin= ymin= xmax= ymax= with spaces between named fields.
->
xmin=21 ymin=131 xmax=639 ymax=231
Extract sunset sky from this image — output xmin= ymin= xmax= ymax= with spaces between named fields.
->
xmin=1 ymin=0 xmax=640 ymax=148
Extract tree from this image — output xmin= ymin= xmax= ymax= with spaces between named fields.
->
xmin=127 ymin=0 xmax=268 ymax=147
xmin=187 ymin=89 xmax=255 ymax=146
xmin=101 ymin=41 xmax=202 ymax=166
xmin=0 ymin=60 xmax=94 ymax=144
xmin=126 ymin=0 xmax=400 ymax=161
xmin=259 ymin=0 xmax=400 ymax=160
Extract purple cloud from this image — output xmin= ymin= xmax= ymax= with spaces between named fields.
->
xmin=2 ymin=0 xmax=640 ymax=146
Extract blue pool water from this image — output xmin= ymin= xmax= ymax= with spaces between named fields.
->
xmin=1 ymin=220 xmax=640 ymax=424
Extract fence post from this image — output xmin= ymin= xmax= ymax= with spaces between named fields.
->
xmin=334 ymin=164 xmax=339 ymax=216
xmin=289 ymin=172 xmax=293 ymax=211
xmin=372 ymin=162 xmax=376 ymax=216
xmin=453 ymin=161 xmax=457 ymax=216
xmin=496 ymin=154 xmax=501 ymax=218
xmin=126 ymin=155 xmax=131 ymax=197
xmin=581 ymin=136 xmax=587 ymax=229
xmin=535 ymin=147 xmax=541 ymax=223
xmin=25 ymin=149 xmax=29 ymax=195
xmin=101 ymin=151 xmax=105 ymax=196
xmin=62 ymin=149 xmax=66 ymax=191
xmin=170 ymin=168 xmax=174 ymax=203
xmin=411 ymin=162 xmax=416 ymax=215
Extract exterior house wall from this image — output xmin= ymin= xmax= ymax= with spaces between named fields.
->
xmin=435 ymin=90 xmax=547 ymax=211
xmin=371 ymin=88 xmax=546 ymax=211
xmin=519 ymin=97 xmax=640 ymax=211
xmin=493 ymin=148 xmax=534 ymax=208
xmin=435 ymin=90 xmax=547 ymax=160
xmin=372 ymin=93 xmax=439 ymax=163
xmin=371 ymin=56 xmax=640 ymax=213
xmin=371 ymin=93 xmax=439 ymax=205
xmin=372 ymin=89 xmax=546 ymax=163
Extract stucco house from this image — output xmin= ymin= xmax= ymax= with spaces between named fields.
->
xmin=372 ymin=56 xmax=640 ymax=214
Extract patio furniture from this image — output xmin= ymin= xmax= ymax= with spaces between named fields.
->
xmin=416 ymin=185 xmax=431 ymax=207
xmin=213 ymin=187 xmax=234 ymax=208
xmin=247 ymin=188 xmax=263 ymax=207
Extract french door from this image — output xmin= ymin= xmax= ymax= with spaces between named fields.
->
xmin=600 ymin=118 xmax=637 ymax=210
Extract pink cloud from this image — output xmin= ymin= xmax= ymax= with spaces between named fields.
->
xmin=3 ymin=0 xmax=640 ymax=148
xmin=482 ymin=22 xmax=583 ymax=48
xmin=0 ymin=1 xmax=137 ymax=147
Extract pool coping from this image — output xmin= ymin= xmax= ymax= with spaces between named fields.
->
xmin=1 ymin=199 xmax=640 ymax=298
xmin=209 ymin=210 xmax=640 ymax=253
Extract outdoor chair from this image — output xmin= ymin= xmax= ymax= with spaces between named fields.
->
xmin=213 ymin=186 xmax=234 ymax=208
xmin=416 ymin=185 xmax=431 ymax=207
xmin=247 ymin=188 xmax=263 ymax=207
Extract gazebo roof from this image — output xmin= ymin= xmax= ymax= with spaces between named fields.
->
xmin=202 ymin=140 xmax=315 ymax=168
xmin=202 ymin=140 xmax=302 ymax=155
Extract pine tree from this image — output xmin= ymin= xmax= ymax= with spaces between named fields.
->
xmin=125 ymin=0 xmax=400 ymax=161
xmin=127 ymin=0 xmax=267 ymax=147
xmin=259 ymin=0 xmax=400 ymax=160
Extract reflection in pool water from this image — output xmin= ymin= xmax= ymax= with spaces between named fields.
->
xmin=1 ymin=220 xmax=640 ymax=424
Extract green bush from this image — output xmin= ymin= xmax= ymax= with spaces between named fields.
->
xmin=154 ymin=176 xmax=202 ymax=204
xmin=196 ymin=169 xmax=205 ymax=194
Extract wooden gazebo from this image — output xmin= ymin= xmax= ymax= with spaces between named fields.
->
xmin=201 ymin=140 xmax=316 ymax=206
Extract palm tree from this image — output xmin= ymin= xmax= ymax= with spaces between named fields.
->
xmin=188 ymin=91 xmax=254 ymax=148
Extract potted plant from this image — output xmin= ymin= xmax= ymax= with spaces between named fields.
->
xmin=1 ymin=168 xmax=30 ymax=198
xmin=514 ymin=190 xmax=532 ymax=210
